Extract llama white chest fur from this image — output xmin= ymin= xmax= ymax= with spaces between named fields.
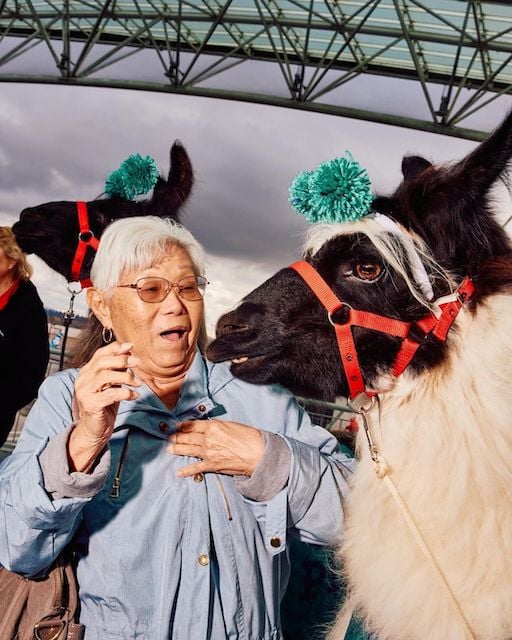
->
xmin=336 ymin=294 xmax=512 ymax=640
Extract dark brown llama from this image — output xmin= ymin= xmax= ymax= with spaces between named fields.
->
xmin=12 ymin=141 xmax=193 ymax=285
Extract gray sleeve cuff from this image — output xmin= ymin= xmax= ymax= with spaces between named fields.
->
xmin=39 ymin=424 xmax=111 ymax=500
xmin=234 ymin=431 xmax=291 ymax=502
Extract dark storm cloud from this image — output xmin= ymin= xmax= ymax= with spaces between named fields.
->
xmin=0 ymin=84 xmax=312 ymax=265
xmin=0 ymin=86 xmax=130 ymax=215
xmin=183 ymin=155 xmax=308 ymax=265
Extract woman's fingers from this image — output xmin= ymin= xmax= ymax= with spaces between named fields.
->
xmin=71 ymin=342 xmax=142 ymax=466
xmin=78 ymin=343 xmax=139 ymax=381
xmin=168 ymin=430 xmax=203 ymax=445
xmin=85 ymin=385 xmax=139 ymax=409
xmin=86 ymin=340 xmax=133 ymax=364
xmin=168 ymin=420 xmax=265 ymax=477
xmin=90 ymin=369 xmax=140 ymax=393
xmin=167 ymin=431 xmax=204 ymax=460
xmin=168 ymin=442 xmax=204 ymax=459
xmin=75 ymin=341 xmax=141 ymax=406
xmin=174 ymin=460 xmax=241 ymax=478
xmin=69 ymin=382 xmax=139 ymax=473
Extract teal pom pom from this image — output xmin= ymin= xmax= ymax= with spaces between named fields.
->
xmin=288 ymin=171 xmax=315 ymax=221
xmin=289 ymin=153 xmax=373 ymax=223
xmin=105 ymin=154 xmax=159 ymax=200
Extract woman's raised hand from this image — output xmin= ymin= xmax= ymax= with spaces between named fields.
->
xmin=68 ymin=342 xmax=141 ymax=472
xmin=167 ymin=420 xmax=265 ymax=478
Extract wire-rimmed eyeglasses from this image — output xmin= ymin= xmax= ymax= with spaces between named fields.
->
xmin=116 ymin=276 xmax=208 ymax=303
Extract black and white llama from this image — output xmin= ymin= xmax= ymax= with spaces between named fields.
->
xmin=207 ymin=111 xmax=512 ymax=640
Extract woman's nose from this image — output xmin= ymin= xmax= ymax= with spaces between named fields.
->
xmin=160 ymin=287 xmax=186 ymax=313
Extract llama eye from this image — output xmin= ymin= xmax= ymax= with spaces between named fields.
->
xmin=354 ymin=263 xmax=383 ymax=281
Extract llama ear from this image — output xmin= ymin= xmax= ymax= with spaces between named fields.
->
xmin=401 ymin=156 xmax=432 ymax=181
xmin=149 ymin=141 xmax=194 ymax=218
xmin=168 ymin=140 xmax=194 ymax=198
xmin=387 ymin=111 xmax=512 ymax=272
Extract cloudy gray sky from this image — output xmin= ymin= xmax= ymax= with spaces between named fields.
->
xmin=0 ymin=82 xmax=510 ymax=335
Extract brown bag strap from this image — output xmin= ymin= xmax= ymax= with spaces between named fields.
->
xmin=32 ymin=554 xmax=85 ymax=640
xmin=63 ymin=555 xmax=81 ymax=621
xmin=50 ymin=555 xmax=66 ymax=611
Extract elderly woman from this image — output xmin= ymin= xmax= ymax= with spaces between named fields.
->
xmin=0 ymin=226 xmax=48 ymax=445
xmin=0 ymin=216 xmax=354 ymax=640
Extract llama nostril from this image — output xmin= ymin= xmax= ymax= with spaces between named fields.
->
xmin=216 ymin=317 xmax=251 ymax=336
xmin=222 ymin=322 xmax=249 ymax=334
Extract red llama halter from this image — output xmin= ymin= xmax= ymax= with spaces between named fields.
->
xmin=70 ymin=201 xmax=100 ymax=288
xmin=289 ymin=260 xmax=474 ymax=400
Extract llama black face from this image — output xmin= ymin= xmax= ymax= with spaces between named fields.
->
xmin=207 ymin=233 xmax=447 ymax=400
xmin=14 ymin=200 xmax=120 ymax=281
xmin=208 ymin=267 xmax=342 ymax=399
xmin=14 ymin=202 xmax=87 ymax=277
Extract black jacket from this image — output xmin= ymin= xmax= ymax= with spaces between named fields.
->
xmin=0 ymin=279 xmax=49 ymax=418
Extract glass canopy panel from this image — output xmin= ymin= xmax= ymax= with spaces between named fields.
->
xmin=0 ymin=0 xmax=511 ymax=138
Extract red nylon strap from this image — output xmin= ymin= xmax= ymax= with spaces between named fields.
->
xmin=392 ymin=338 xmax=421 ymax=377
xmin=416 ymin=315 xmax=437 ymax=335
xmin=392 ymin=277 xmax=475 ymax=376
xmin=290 ymin=260 xmax=475 ymax=398
xmin=290 ymin=261 xmax=410 ymax=398
xmin=290 ymin=262 xmax=411 ymax=337
xmin=290 ymin=261 xmax=345 ymax=314
xmin=290 ymin=261 xmax=365 ymax=398
xmin=70 ymin=201 xmax=99 ymax=287
xmin=431 ymin=277 xmax=475 ymax=341
xmin=332 ymin=323 xmax=366 ymax=398
xmin=350 ymin=309 xmax=410 ymax=338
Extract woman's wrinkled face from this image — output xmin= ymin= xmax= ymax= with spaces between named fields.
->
xmin=100 ymin=246 xmax=204 ymax=379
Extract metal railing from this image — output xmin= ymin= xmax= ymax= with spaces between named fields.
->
xmin=297 ymin=397 xmax=354 ymax=441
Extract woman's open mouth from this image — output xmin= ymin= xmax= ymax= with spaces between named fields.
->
xmin=160 ymin=328 xmax=187 ymax=342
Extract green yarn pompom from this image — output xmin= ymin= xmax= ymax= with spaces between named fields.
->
xmin=288 ymin=171 xmax=314 ymax=219
xmin=288 ymin=153 xmax=373 ymax=223
xmin=105 ymin=154 xmax=159 ymax=200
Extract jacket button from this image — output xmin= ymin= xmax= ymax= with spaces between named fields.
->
xmin=198 ymin=554 xmax=209 ymax=566
xmin=270 ymin=536 xmax=281 ymax=548
xmin=159 ymin=422 xmax=169 ymax=433
xmin=198 ymin=404 xmax=206 ymax=413
xmin=193 ymin=473 xmax=204 ymax=483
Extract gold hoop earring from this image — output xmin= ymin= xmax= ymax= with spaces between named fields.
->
xmin=102 ymin=327 xmax=113 ymax=344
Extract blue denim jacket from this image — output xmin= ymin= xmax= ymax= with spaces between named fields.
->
xmin=0 ymin=352 xmax=354 ymax=640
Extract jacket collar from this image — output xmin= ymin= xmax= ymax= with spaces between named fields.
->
xmin=113 ymin=349 xmax=216 ymax=438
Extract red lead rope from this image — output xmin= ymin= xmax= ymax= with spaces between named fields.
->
xmin=289 ymin=261 xmax=474 ymax=399
xmin=70 ymin=201 xmax=100 ymax=288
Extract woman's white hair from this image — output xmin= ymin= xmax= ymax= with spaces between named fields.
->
xmin=91 ymin=216 xmax=206 ymax=290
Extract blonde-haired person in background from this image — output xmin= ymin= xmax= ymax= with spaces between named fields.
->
xmin=0 ymin=227 xmax=49 ymax=446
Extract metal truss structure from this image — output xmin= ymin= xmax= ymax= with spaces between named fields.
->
xmin=0 ymin=0 xmax=511 ymax=140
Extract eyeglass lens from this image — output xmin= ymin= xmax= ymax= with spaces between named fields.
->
xmin=137 ymin=276 xmax=206 ymax=302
